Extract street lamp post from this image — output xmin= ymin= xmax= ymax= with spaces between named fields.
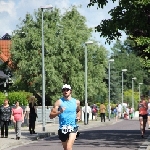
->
xmin=139 ymin=83 xmax=143 ymax=101
xmin=108 ymin=59 xmax=114 ymax=121
xmin=40 ymin=4 xmax=53 ymax=132
xmin=132 ymin=77 xmax=136 ymax=109
xmin=121 ymin=69 xmax=127 ymax=118
xmin=84 ymin=41 xmax=93 ymax=125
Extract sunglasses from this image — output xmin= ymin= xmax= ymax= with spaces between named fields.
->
xmin=62 ymin=88 xmax=70 ymax=92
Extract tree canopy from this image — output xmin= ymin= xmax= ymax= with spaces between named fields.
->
xmin=88 ymin=0 xmax=150 ymax=67
xmin=10 ymin=6 xmax=108 ymax=105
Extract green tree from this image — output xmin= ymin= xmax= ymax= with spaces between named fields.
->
xmin=11 ymin=6 xmax=108 ymax=105
xmin=88 ymin=0 xmax=150 ymax=68
xmin=107 ymin=40 xmax=149 ymax=104
xmin=124 ymin=89 xmax=139 ymax=110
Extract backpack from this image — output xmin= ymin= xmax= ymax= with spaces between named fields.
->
xmin=92 ymin=107 xmax=97 ymax=113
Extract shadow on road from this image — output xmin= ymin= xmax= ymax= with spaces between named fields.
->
xmin=12 ymin=120 xmax=149 ymax=150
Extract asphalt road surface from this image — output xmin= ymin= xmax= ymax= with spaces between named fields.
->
xmin=12 ymin=119 xmax=149 ymax=150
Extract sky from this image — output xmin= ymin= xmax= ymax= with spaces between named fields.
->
xmin=0 ymin=0 xmax=126 ymax=51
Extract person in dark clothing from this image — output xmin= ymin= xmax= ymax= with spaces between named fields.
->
xmin=0 ymin=99 xmax=11 ymax=138
xmin=27 ymin=96 xmax=37 ymax=134
xmin=91 ymin=104 xmax=98 ymax=121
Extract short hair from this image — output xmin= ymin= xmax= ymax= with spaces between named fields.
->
xmin=4 ymin=99 xmax=9 ymax=102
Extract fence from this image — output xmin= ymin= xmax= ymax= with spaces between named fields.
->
xmin=36 ymin=107 xmax=56 ymax=124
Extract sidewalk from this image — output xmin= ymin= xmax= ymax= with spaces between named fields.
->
xmin=0 ymin=119 xmax=121 ymax=150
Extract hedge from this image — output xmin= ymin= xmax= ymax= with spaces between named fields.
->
xmin=0 ymin=91 xmax=32 ymax=106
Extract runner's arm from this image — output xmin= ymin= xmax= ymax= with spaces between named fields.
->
xmin=49 ymin=100 xmax=61 ymax=119
xmin=76 ymin=100 xmax=81 ymax=120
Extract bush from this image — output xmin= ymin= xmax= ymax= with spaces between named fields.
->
xmin=7 ymin=91 xmax=32 ymax=106
xmin=0 ymin=92 xmax=6 ymax=105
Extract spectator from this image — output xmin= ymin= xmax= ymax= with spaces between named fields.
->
xmin=28 ymin=96 xmax=38 ymax=134
xmin=82 ymin=103 xmax=91 ymax=125
xmin=118 ymin=103 xmax=122 ymax=118
xmin=91 ymin=104 xmax=98 ymax=121
xmin=100 ymin=102 xmax=106 ymax=122
xmin=24 ymin=103 xmax=30 ymax=127
xmin=111 ymin=107 xmax=114 ymax=119
xmin=11 ymin=101 xmax=24 ymax=140
xmin=0 ymin=99 xmax=11 ymax=138
xmin=113 ymin=104 xmax=119 ymax=122
xmin=129 ymin=107 xmax=134 ymax=119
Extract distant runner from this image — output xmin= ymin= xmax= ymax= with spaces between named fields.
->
xmin=138 ymin=96 xmax=148 ymax=138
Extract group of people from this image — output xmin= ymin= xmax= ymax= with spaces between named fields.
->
xmin=82 ymin=102 xmax=107 ymax=124
xmin=2 ymin=83 xmax=150 ymax=150
xmin=0 ymin=96 xmax=37 ymax=140
xmin=49 ymin=85 xmax=150 ymax=150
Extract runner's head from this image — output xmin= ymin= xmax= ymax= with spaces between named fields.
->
xmin=62 ymin=84 xmax=72 ymax=98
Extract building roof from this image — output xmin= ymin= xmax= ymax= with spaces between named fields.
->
xmin=0 ymin=33 xmax=12 ymax=66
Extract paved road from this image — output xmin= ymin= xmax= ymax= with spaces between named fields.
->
xmin=11 ymin=120 xmax=149 ymax=150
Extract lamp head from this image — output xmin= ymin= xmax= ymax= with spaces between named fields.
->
xmin=85 ymin=41 xmax=93 ymax=45
xmin=122 ymin=69 xmax=127 ymax=72
xmin=139 ymin=83 xmax=143 ymax=85
xmin=40 ymin=4 xmax=53 ymax=9
xmin=109 ymin=59 xmax=114 ymax=62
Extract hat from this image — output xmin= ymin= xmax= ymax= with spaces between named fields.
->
xmin=62 ymin=84 xmax=71 ymax=90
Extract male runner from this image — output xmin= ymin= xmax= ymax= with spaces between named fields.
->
xmin=49 ymin=84 xmax=80 ymax=150
xmin=138 ymin=96 xmax=148 ymax=138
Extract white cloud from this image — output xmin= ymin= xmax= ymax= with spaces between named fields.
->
xmin=0 ymin=0 xmax=17 ymax=36
xmin=0 ymin=0 xmax=126 ymax=50
xmin=0 ymin=0 xmax=16 ymax=17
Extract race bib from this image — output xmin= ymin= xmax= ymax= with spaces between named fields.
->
xmin=61 ymin=125 xmax=74 ymax=134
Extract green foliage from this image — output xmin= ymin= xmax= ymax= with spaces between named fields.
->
xmin=10 ymin=6 xmax=108 ymax=105
xmin=88 ymin=0 xmax=150 ymax=68
xmin=124 ymin=89 xmax=139 ymax=110
xmin=7 ymin=91 xmax=32 ymax=106
xmin=0 ymin=92 xmax=6 ymax=105
xmin=109 ymin=40 xmax=149 ymax=101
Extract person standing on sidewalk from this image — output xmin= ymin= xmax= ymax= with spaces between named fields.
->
xmin=147 ymin=98 xmax=150 ymax=129
xmin=11 ymin=101 xmax=24 ymax=140
xmin=28 ymin=96 xmax=37 ymax=134
xmin=113 ymin=104 xmax=119 ymax=122
xmin=138 ymin=96 xmax=148 ymax=138
xmin=82 ymin=103 xmax=91 ymax=124
xmin=91 ymin=104 xmax=98 ymax=121
xmin=100 ymin=102 xmax=106 ymax=122
xmin=24 ymin=103 xmax=30 ymax=127
xmin=129 ymin=107 xmax=134 ymax=119
xmin=0 ymin=99 xmax=11 ymax=138
xmin=49 ymin=84 xmax=80 ymax=150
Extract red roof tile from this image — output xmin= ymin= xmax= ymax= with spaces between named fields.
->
xmin=0 ymin=40 xmax=12 ymax=66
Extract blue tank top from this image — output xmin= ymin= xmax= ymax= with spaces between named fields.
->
xmin=58 ymin=97 xmax=77 ymax=129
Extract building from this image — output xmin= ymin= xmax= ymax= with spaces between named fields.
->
xmin=0 ymin=33 xmax=12 ymax=66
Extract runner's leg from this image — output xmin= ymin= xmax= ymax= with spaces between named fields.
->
xmin=148 ymin=116 xmax=150 ymax=129
xmin=139 ymin=116 xmax=144 ymax=136
xmin=66 ymin=132 xmax=77 ymax=150
xmin=62 ymin=140 xmax=68 ymax=150
xmin=143 ymin=116 xmax=147 ymax=134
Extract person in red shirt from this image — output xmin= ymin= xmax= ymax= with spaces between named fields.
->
xmin=138 ymin=96 xmax=148 ymax=138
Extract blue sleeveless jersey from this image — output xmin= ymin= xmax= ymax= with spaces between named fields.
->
xmin=58 ymin=97 xmax=77 ymax=129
